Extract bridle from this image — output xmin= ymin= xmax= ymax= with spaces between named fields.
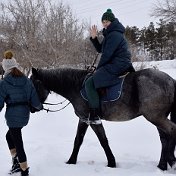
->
xmin=43 ymin=99 xmax=70 ymax=113
xmin=32 ymin=76 xmax=71 ymax=113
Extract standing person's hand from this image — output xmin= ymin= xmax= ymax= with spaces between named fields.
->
xmin=90 ymin=25 xmax=98 ymax=39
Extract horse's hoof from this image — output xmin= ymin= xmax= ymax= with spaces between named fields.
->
xmin=66 ymin=159 xmax=77 ymax=164
xmin=107 ymin=162 xmax=116 ymax=168
xmin=171 ymin=161 xmax=176 ymax=170
xmin=168 ymin=158 xmax=176 ymax=169
xmin=157 ymin=163 xmax=167 ymax=171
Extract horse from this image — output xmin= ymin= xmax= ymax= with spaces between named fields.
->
xmin=30 ymin=67 xmax=176 ymax=171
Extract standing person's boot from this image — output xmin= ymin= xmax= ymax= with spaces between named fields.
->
xmin=21 ymin=167 xmax=29 ymax=176
xmin=89 ymin=108 xmax=102 ymax=125
xmin=10 ymin=154 xmax=21 ymax=174
xmin=20 ymin=162 xmax=29 ymax=176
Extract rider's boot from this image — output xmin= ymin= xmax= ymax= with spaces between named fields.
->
xmin=88 ymin=108 xmax=102 ymax=125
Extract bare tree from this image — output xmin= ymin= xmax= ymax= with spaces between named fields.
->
xmin=0 ymin=0 xmax=90 ymax=71
xmin=151 ymin=0 xmax=176 ymax=22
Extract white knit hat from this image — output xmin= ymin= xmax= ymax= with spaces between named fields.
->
xmin=2 ymin=58 xmax=19 ymax=74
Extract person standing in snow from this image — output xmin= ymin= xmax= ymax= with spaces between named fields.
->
xmin=0 ymin=50 xmax=43 ymax=176
xmin=85 ymin=9 xmax=135 ymax=124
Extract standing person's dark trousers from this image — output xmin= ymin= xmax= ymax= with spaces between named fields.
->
xmin=6 ymin=128 xmax=27 ymax=163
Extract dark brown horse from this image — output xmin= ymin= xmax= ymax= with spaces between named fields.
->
xmin=30 ymin=67 xmax=176 ymax=171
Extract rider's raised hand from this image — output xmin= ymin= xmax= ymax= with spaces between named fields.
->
xmin=90 ymin=25 xmax=98 ymax=39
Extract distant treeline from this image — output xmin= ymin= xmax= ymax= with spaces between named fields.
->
xmin=125 ymin=20 xmax=176 ymax=61
xmin=0 ymin=0 xmax=175 ymax=72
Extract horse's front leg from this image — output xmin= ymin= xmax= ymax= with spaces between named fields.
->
xmin=66 ymin=120 xmax=89 ymax=164
xmin=90 ymin=123 xmax=116 ymax=168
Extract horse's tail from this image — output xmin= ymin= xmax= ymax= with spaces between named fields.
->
xmin=170 ymin=80 xmax=176 ymax=123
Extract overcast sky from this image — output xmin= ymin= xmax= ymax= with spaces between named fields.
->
xmin=0 ymin=0 xmax=164 ymax=29
xmin=63 ymin=0 xmax=164 ymax=29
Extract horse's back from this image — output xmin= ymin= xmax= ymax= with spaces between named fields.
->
xmin=103 ymin=68 xmax=175 ymax=121
xmin=134 ymin=68 xmax=175 ymax=100
xmin=132 ymin=68 xmax=175 ymax=117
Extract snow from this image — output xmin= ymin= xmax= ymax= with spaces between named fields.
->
xmin=0 ymin=59 xmax=176 ymax=176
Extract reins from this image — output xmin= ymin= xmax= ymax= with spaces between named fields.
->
xmin=39 ymin=53 xmax=99 ymax=113
xmin=43 ymin=100 xmax=71 ymax=113
xmin=43 ymin=99 xmax=67 ymax=105
xmin=86 ymin=53 xmax=99 ymax=73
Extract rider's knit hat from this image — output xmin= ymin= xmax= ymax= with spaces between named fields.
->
xmin=101 ymin=9 xmax=115 ymax=22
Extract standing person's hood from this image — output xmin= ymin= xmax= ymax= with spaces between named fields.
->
xmin=4 ymin=74 xmax=27 ymax=87
xmin=103 ymin=18 xmax=125 ymax=36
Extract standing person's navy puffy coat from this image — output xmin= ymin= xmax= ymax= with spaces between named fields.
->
xmin=1 ymin=50 xmax=42 ymax=175
xmin=0 ymin=74 xmax=42 ymax=127
xmin=90 ymin=18 xmax=134 ymax=88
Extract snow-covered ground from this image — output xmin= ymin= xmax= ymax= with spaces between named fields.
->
xmin=0 ymin=60 xmax=176 ymax=176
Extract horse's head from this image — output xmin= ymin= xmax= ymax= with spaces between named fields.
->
xmin=30 ymin=67 xmax=50 ymax=103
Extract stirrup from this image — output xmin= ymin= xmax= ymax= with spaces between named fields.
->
xmin=88 ymin=113 xmax=102 ymax=125
xmin=79 ymin=117 xmax=102 ymax=125
xmin=88 ymin=117 xmax=102 ymax=125
xmin=80 ymin=117 xmax=91 ymax=125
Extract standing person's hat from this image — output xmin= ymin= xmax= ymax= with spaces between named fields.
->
xmin=2 ymin=50 xmax=19 ymax=72
xmin=101 ymin=9 xmax=115 ymax=22
xmin=4 ymin=50 xmax=13 ymax=59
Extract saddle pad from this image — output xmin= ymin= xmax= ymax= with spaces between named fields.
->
xmin=80 ymin=76 xmax=125 ymax=103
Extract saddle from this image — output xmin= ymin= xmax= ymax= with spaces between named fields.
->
xmin=80 ymin=73 xmax=128 ymax=103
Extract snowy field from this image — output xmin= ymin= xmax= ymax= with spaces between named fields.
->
xmin=0 ymin=60 xmax=176 ymax=176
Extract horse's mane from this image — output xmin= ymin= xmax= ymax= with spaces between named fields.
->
xmin=39 ymin=67 xmax=88 ymax=92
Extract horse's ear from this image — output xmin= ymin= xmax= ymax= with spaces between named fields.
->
xmin=32 ymin=67 xmax=38 ymax=77
xmin=32 ymin=67 xmax=37 ymax=75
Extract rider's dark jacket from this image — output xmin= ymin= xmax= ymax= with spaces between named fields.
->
xmin=90 ymin=18 xmax=134 ymax=88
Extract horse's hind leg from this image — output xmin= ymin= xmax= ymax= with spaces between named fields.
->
xmin=66 ymin=120 xmax=89 ymax=164
xmin=157 ymin=128 xmax=176 ymax=170
xmin=147 ymin=117 xmax=176 ymax=170
xmin=90 ymin=123 xmax=116 ymax=168
xmin=157 ymin=128 xmax=169 ymax=171
xmin=169 ymin=110 xmax=176 ymax=168
xmin=168 ymin=139 xmax=176 ymax=168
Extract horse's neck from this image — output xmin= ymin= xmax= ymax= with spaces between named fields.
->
xmin=40 ymin=68 xmax=86 ymax=100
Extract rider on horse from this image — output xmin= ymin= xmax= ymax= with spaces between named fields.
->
xmin=85 ymin=9 xmax=135 ymax=124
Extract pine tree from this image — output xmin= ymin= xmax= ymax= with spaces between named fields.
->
xmin=144 ymin=22 xmax=157 ymax=60
xmin=155 ymin=19 xmax=168 ymax=60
